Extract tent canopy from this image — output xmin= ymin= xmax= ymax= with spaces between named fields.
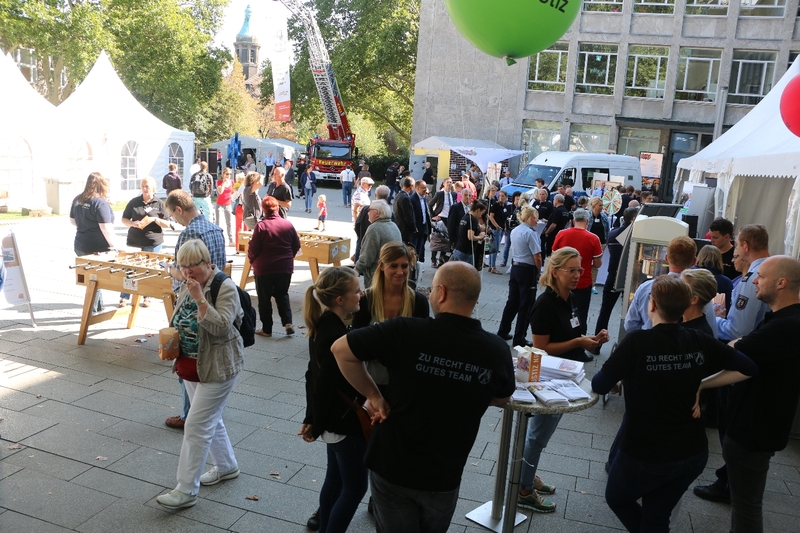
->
xmin=413 ymin=136 xmax=527 ymax=172
xmin=210 ymin=135 xmax=303 ymax=165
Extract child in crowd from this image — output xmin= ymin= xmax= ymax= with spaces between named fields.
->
xmin=315 ymin=194 xmax=327 ymax=231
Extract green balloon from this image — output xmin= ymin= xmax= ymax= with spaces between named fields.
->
xmin=444 ymin=0 xmax=581 ymax=64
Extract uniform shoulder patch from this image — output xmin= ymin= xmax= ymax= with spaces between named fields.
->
xmin=742 ymin=271 xmax=754 ymax=283
xmin=735 ymin=295 xmax=749 ymax=310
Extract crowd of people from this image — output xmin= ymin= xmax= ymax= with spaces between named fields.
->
xmin=69 ymin=165 xmax=800 ymax=533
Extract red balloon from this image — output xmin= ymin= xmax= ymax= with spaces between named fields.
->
xmin=780 ymin=74 xmax=800 ymax=138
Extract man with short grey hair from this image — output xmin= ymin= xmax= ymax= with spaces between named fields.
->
xmin=353 ymin=185 xmax=391 ymax=262
xmin=542 ymin=193 xmax=569 ymax=259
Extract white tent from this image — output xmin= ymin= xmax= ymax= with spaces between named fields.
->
xmin=56 ymin=51 xmax=195 ymax=200
xmin=210 ymin=135 xmax=304 ymax=173
xmin=0 ymin=52 xmax=57 ymax=207
xmin=413 ymin=136 xmax=527 ymax=173
xmin=676 ymin=58 xmax=800 ymax=256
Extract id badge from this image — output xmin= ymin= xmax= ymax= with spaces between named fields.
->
xmin=570 ymin=316 xmax=580 ymax=328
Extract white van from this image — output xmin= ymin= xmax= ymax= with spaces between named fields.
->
xmin=501 ymin=152 xmax=642 ymax=197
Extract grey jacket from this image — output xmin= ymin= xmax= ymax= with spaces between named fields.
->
xmin=172 ymin=267 xmax=244 ymax=383
xmin=355 ymin=218 xmax=402 ymax=288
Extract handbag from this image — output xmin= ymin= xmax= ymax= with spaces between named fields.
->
xmin=337 ymin=389 xmax=373 ymax=441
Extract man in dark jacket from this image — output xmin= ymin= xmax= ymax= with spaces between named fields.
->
xmin=393 ymin=177 xmax=416 ymax=245
xmin=447 ymin=188 xmax=473 ymax=248
xmin=163 ymin=163 xmax=182 ymax=195
xmin=410 ymin=181 xmax=432 ymax=263
xmin=385 ymin=162 xmax=400 ymax=203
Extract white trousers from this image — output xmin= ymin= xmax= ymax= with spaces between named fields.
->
xmin=176 ymin=375 xmax=238 ymax=495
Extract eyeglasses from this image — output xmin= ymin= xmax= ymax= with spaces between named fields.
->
xmin=559 ymin=267 xmax=585 ymax=276
xmin=179 ymin=260 xmax=205 ymax=270
xmin=732 ymin=254 xmax=740 ymax=259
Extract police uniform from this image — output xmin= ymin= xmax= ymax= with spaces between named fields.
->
xmin=716 ymin=257 xmax=769 ymax=342
xmin=497 ymin=222 xmax=541 ymax=345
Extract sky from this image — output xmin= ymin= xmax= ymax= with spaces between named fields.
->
xmin=214 ymin=0 xmax=293 ymax=62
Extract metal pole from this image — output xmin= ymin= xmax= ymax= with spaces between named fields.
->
xmin=490 ymin=408 xmax=515 ymax=519
xmin=713 ymin=86 xmax=728 ymax=140
xmin=502 ymin=412 xmax=530 ymax=532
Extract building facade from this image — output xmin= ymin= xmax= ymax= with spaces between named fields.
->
xmin=234 ymin=5 xmax=262 ymax=92
xmin=412 ymin=0 xmax=800 ymax=197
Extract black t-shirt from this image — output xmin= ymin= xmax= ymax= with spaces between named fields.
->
xmin=535 ymin=200 xmax=553 ymax=222
xmin=422 ymin=168 xmax=434 ymax=185
xmin=546 ymin=206 xmax=570 ymax=238
xmin=268 ymin=182 xmax=293 ymax=219
xmin=599 ymin=323 xmax=735 ymax=462
xmin=682 ymin=315 xmax=713 ymax=335
xmin=563 ymin=194 xmax=575 ymax=212
xmin=351 ymin=291 xmax=430 ymax=328
xmin=456 ymin=214 xmax=480 ymax=255
xmin=346 ymin=313 xmax=515 ymax=491
xmin=122 ymin=195 xmax=168 ymax=248
xmin=70 ymin=195 xmax=114 ymax=254
xmin=490 ymin=201 xmax=513 ymax=230
xmin=529 ymin=287 xmax=585 ymax=361
xmin=728 ymin=304 xmax=800 ymax=452
xmin=588 ymin=215 xmax=606 ymax=244
xmin=720 ymin=246 xmax=737 ymax=280
xmin=385 ymin=167 xmax=399 ymax=187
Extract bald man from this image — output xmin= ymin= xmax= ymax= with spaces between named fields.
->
xmin=699 ymin=256 xmax=800 ymax=532
xmin=332 ymin=262 xmax=515 ymax=533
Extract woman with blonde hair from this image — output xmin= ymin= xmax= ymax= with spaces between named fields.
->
xmin=300 ymin=266 xmax=368 ymax=533
xmin=681 ymin=268 xmax=718 ymax=335
xmin=696 ymin=245 xmax=733 ymax=312
xmin=587 ymin=196 xmax=610 ymax=293
xmin=241 ymin=172 xmax=262 ymax=230
xmin=515 ymin=247 xmax=610 ymax=513
xmin=70 ymin=172 xmax=117 ymax=313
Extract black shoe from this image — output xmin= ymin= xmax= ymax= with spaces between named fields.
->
xmin=693 ymin=483 xmax=730 ymax=504
xmin=498 ymin=333 xmax=513 ymax=341
xmin=307 ymin=508 xmax=320 ymax=530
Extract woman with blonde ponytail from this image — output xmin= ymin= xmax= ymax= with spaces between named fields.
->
xmin=300 ymin=266 xmax=368 ymax=533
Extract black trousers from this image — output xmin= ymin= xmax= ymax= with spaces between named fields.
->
xmin=497 ymin=263 xmax=538 ymax=345
xmin=572 ymin=286 xmax=593 ymax=336
xmin=254 ymin=273 xmax=293 ymax=333
xmin=594 ymin=278 xmax=622 ymax=335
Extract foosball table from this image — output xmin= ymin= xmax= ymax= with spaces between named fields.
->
xmin=72 ymin=251 xmax=177 ymax=345
xmin=237 ymin=231 xmax=351 ymax=285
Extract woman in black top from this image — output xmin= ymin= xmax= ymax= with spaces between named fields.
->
xmin=453 ymin=201 xmax=487 ymax=269
xmin=681 ymin=269 xmax=717 ymax=335
xmin=301 ymin=266 xmax=368 ymax=533
xmin=534 ymin=188 xmax=553 ymax=222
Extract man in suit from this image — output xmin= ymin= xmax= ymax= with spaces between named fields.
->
xmin=447 ymin=187 xmax=473 ymax=249
xmin=428 ymin=178 xmax=457 ymax=225
xmin=393 ymin=176 xmax=417 ymax=245
xmin=410 ymin=180 xmax=432 ymax=264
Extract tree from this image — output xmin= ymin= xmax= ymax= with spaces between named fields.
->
xmin=194 ymin=59 xmax=261 ymax=145
xmin=260 ymin=0 xmax=419 ymax=148
xmin=0 ymin=0 xmax=229 ymax=130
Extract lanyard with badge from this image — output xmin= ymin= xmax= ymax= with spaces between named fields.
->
xmin=569 ymin=294 xmax=580 ymax=329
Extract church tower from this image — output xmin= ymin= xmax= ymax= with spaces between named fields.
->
xmin=234 ymin=5 xmax=261 ymax=91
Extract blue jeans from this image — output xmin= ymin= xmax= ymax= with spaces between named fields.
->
xmin=502 ymin=230 xmax=511 ymax=265
xmin=120 ymin=244 xmax=162 ymax=300
xmin=75 ymin=248 xmax=105 ymax=313
xmin=452 ymin=249 xmax=473 ymax=265
xmin=488 ymin=229 xmax=502 ymax=268
xmin=606 ymin=449 xmax=708 ymax=533
xmin=369 ymin=471 xmax=459 ymax=533
xmin=179 ymin=377 xmax=191 ymax=421
xmin=723 ymin=435 xmax=773 ymax=533
xmin=520 ymin=413 xmax=563 ymax=490
xmin=341 ymin=181 xmax=353 ymax=206
xmin=305 ymin=190 xmax=314 ymax=210
xmin=319 ymin=435 xmax=369 ymax=533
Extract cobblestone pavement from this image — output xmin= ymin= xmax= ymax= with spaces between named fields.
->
xmin=1 ymin=195 xmax=798 ymax=532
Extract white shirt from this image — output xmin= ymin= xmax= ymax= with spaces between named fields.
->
xmin=340 ymin=169 xmax=355 ymax=183
xmin=353 ymin=187 xmax=370 ymax=207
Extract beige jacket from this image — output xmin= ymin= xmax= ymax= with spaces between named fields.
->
xmin=172 ymin=267 xmax=244 ymax=382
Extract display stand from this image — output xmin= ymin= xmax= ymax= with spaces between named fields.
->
xmin=2 ymin=231 xmax=35 ymax=326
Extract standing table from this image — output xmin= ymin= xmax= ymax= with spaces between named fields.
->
xmin=466 ymin=378 xmax=599 ymax=532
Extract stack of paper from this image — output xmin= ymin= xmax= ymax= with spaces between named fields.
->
xmin=511 ymin=383 xmax=536 ymax=403
xmin=528 ymin=383 xmax=570 ymax=407
xmin=540 ymin=355 xmax=585 ymax=383
xmin=549 ymin=379 xmax=592 ymax=401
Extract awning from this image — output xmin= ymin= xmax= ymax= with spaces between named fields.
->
xmin=413 ymin=136 xmax=527 ymax=172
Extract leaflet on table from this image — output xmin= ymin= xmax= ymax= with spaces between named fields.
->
xmin=548 ymin=379 xmax=591 ymax=401
xmin=512 ymin=383 xmax=536 ymax=403
xmin=540 ymin=355 xmax=584 ymax=382
xmin=528 ymin=383 xmax=570 ymax=407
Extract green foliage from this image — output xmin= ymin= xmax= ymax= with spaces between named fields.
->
xmin=0 ymin=0 xmax=230 ymax=130
xmin=348 ymin=114 xmax=383 ymax=157
xmin=194 ymin=59 xmax=261 ymax=145
xmin=260 ymin=0 xmax=419 ymax=151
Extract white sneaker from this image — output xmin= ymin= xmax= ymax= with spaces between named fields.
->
xmin=156 ymin=489 xmax=197 ymax=509
xmin=199 ymin=466 xmax=240 ymax=486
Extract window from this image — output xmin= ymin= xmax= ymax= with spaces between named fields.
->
xmin=789 ymin=51 xmax=799 ymax=70
xmin=528 ymin=43 xmax=569 ymax=92
xmin=569 ymin=124 xmax=611 ymax=153
xmin=576 ymin=44 xmax=618 ymax=95
xmin=625 ymin=46 xmax=669 ymax=98
xmin=582 ymin=0 xmax=624 ymax=12
xmin=728 ymin=50 xmax=777 ymax=105
xmin=522 ymin=120 xmax=562 ymax=166
xmin=168 ymin=143 xmax=184 ymax=177
xmin=685 ymin=0 xmax=727 ymax=15
xmin=121 ymin=141 xmax=139 ymax=191
xmin=675 ymin=48 xmax=721 ymax=102
xmin=13 ymin=48 xmax=37 ymax=84
xmin=617 ymin=128 xmax=661 ymax=157
xmin=581 ymin=168 xmax=611 ymax=191
xmin=634 ymin=0 xmax=674 ymax=14
xmin=739 ymin=0 xmax=785 ymax=17
xmin=250 ymin=49 xmax=256 ymax=64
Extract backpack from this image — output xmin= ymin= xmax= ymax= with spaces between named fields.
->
xmin=190 ymin=172 xmax=209 ymax=197
xmin=209 ymin=271 xmax=256 ymax=347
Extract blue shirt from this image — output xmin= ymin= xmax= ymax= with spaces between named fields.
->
xmin=264 ymin=156 xmax=275 ymax=166
xmin=509 ymin=222 xmax=541 ymax=265
xmin=624 ymin=271 xmax=718 ymax=337
xmin=716 ymin=256 xmax=769 ymax=341
xmin=173 ymin=214 xmax=226 ymax=290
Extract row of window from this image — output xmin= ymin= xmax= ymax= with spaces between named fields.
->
xmin=583 ymin=0 xmax=797 ymax=17
xmin=120 ymin=141 xmax=185 ymax=191
xmin=529 ymin=45 xmax=799 ymax=104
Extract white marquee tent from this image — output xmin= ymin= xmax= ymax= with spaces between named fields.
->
xmin=0 ymin=52 xmax=57 ymax=207
xmin=210 ymin=135 xmax=304 ymax=172
xmin=55 ymin=51 xmax=195 ymax=200
xmin=413 ymin=136 xmax=527 ymax=173
xmin=676 ymin=58 xmax=800 ymax=256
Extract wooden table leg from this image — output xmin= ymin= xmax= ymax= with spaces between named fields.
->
xmin=309 ymin=258 xmax=320 ymax=282
xmin=162 ymin=293 xmax=175 ymax=324
xmin=78 ymin=280 xmax=99 ymax=345
xmin=127 ymin=294 xmax=141 ymax=328
xmin=240 ymin=256 xmax=252 ymax=289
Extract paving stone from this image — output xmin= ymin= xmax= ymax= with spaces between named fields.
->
xmin=285 ymin=463 xmax=326 ymax=492
xmin=75 ymin=498 xmax=227 ymax=533
xmin=0 ymin=386 xmax=46 ymax=411
xmin=72 ymin=390 xmax=174 ymax=424
xmin=563 ymin=489 xmax=625 ymax=529
xmin=229 ymin=510 xmax=319 ymax=532
xmin=0 ymin=510 xmax=74 ymax=533
xmin=237 ymin=428 xmax=327 ymax=468
xmin=21 ymin=424 xmax=138 ymax=467
xmin=0 ymin=461 xmax=21 ymax=480
xmin=145 ymin=490 xmax=247 ymax=529
xmin=0 ymin=407 xmax=57 ymax=442
xmin=204 ymin=472 xmax=317 ymax=524
xmin=22 ymin=399 xmax=123 ymax=432
xmin=0 ymin=469 xmax=117 ymax=529
xmin=2 ymin=448 xmax=92 ymax=481
xmin=97 ymin=419 xmax=186 ymax=453
xmin=106 ymin=446 xmax=182 ymax=488
xmin=71 ymin=467 xmax=164 ymax=503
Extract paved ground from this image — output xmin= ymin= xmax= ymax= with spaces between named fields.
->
xmin=0 ymin=192 xmax=798 ymax=532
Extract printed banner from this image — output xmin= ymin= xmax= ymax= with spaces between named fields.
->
xmin=271 ymin=22 xmax=291 ymax=122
